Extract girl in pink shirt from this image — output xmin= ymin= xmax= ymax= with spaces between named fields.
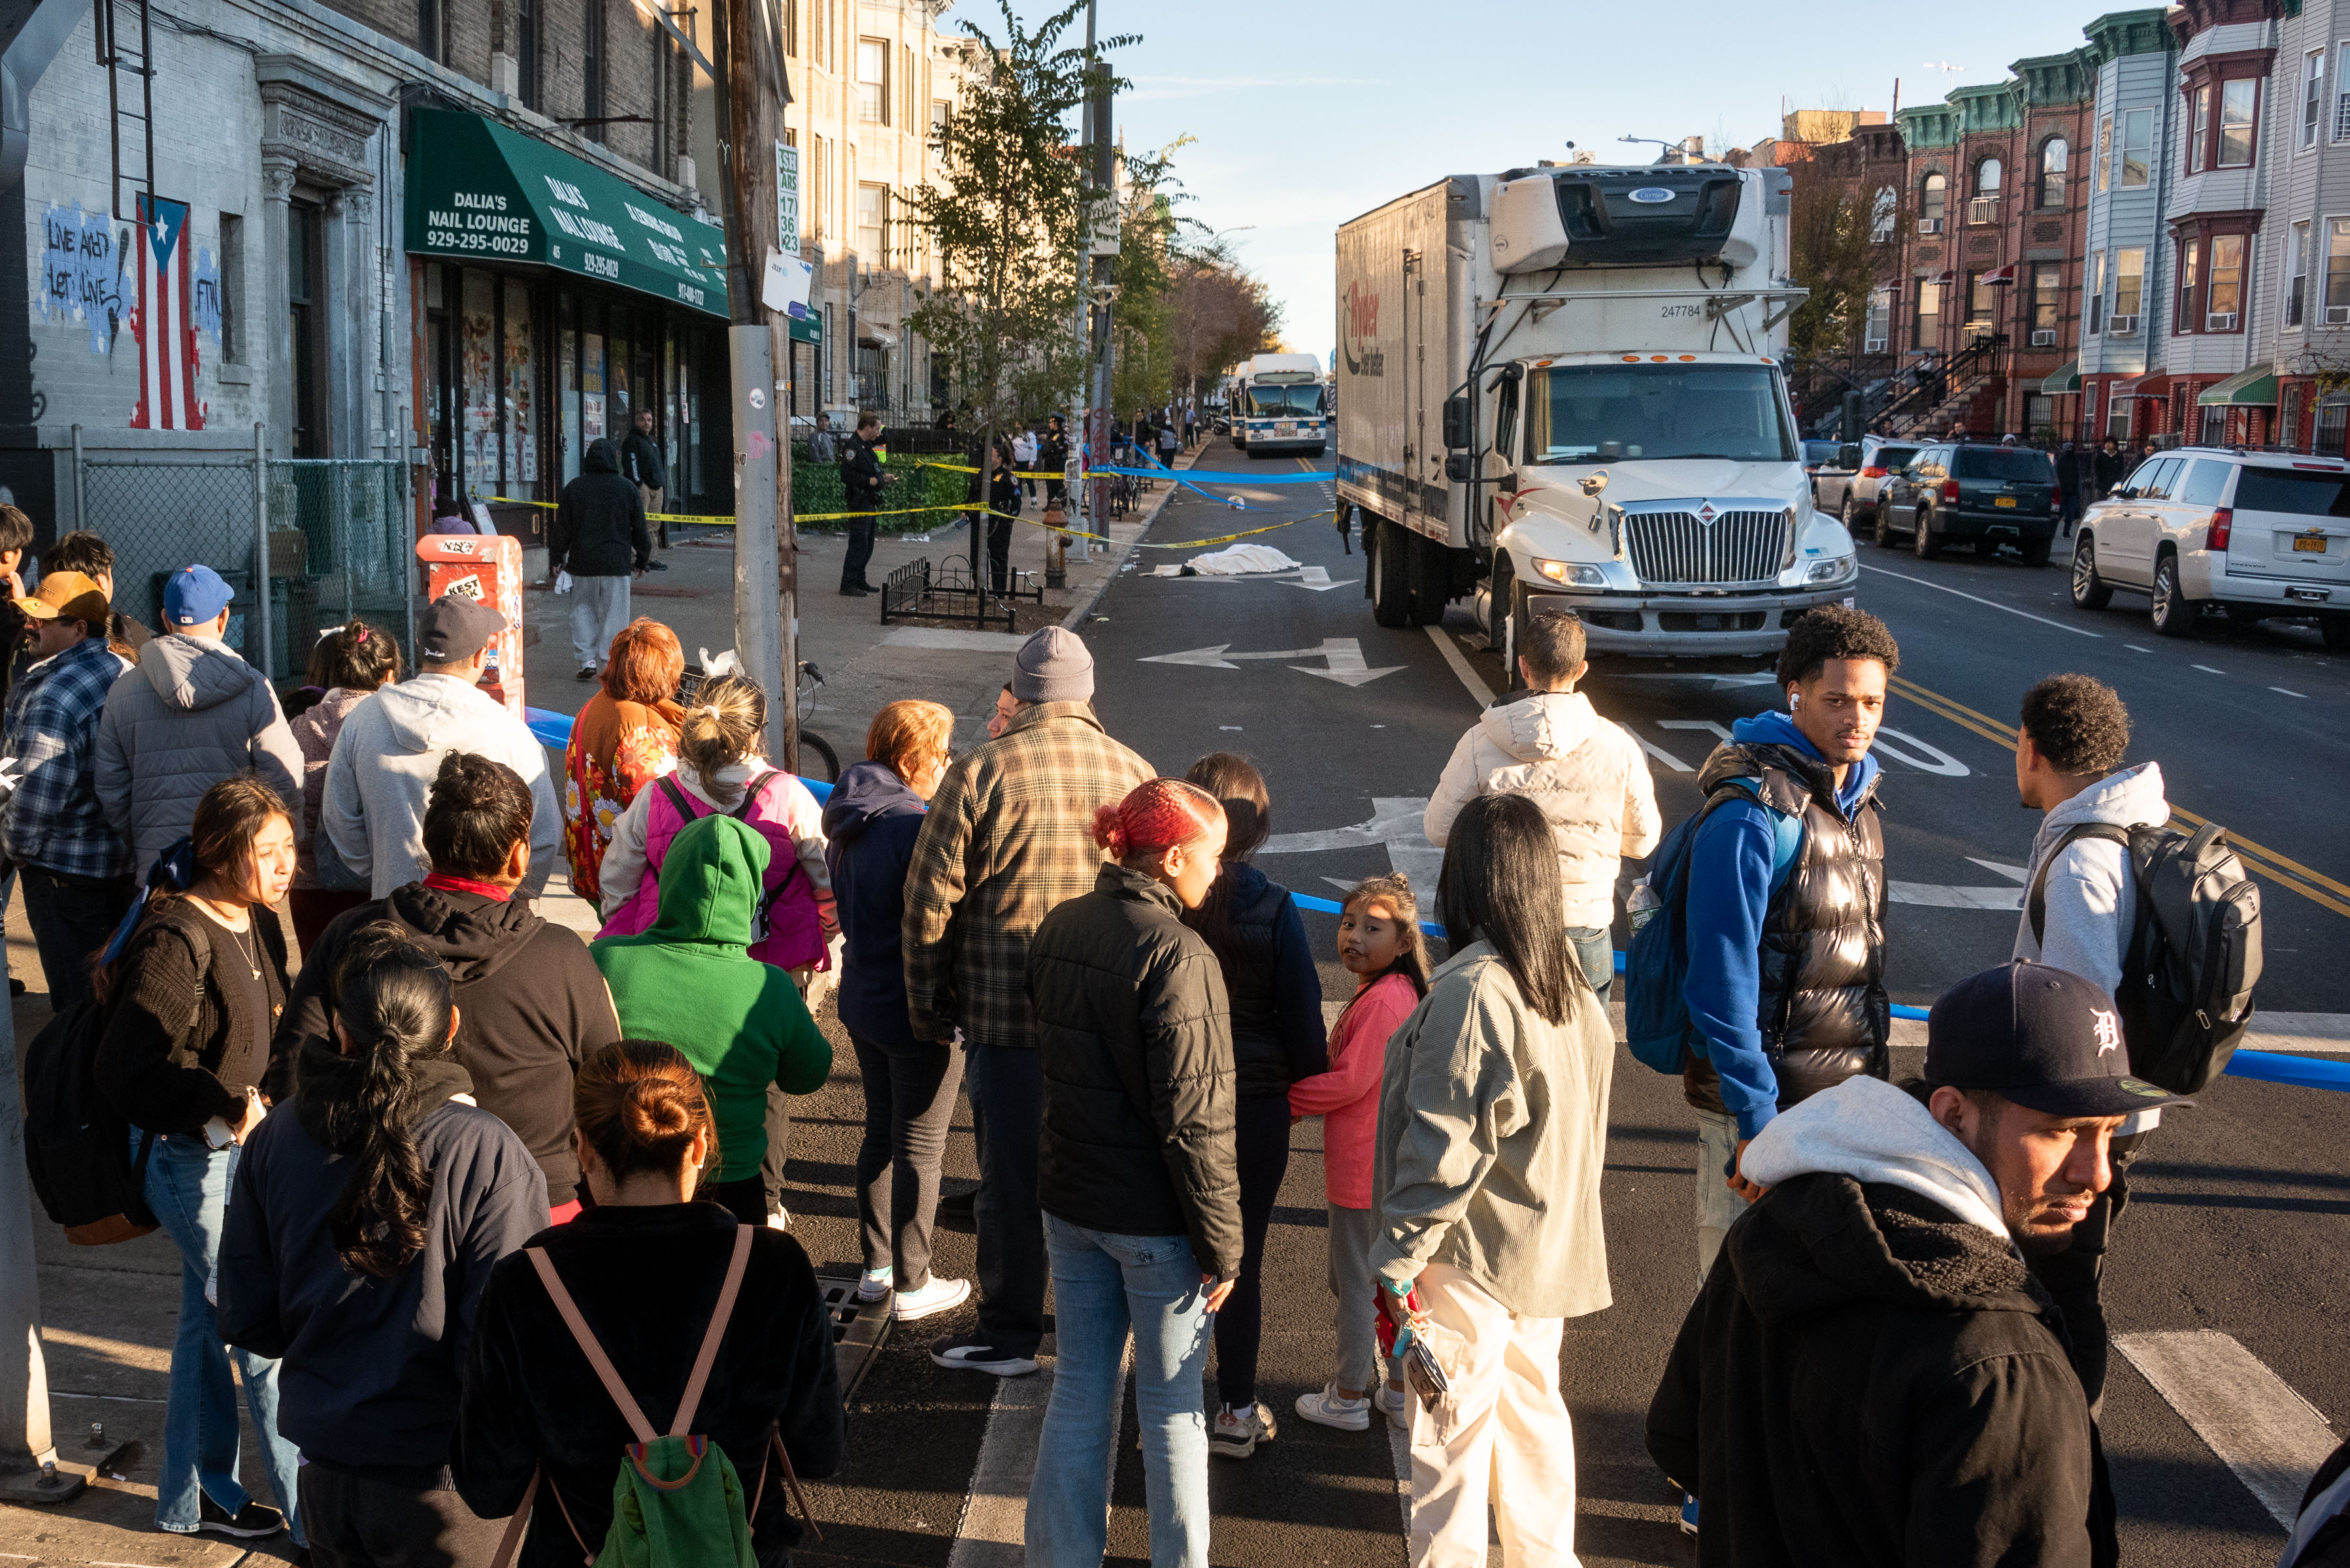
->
xmin=1289 ymin=872 xmax=1430 ymax=1432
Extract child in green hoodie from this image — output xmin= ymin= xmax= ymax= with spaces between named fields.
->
xmin=590 ymin=814 xmax=832 ymax=1222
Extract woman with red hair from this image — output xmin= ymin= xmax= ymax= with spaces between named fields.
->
xmin=560 ymin=618 xmax=684 ymax=905
xmin=1023 ymin=778 xmax=1244 ymax=1567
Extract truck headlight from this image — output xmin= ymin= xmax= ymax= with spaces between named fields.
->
xmin=1804 ymin=554 xmax=1857 ymax=585
xmin=1532 ymin=558 xmax=1608 ymax=589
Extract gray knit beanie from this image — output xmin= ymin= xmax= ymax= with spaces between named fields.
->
xmin=1012 ymin=625 xmax=1093 ymax=704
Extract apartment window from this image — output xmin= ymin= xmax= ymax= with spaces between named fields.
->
xmin=2038 ymin=138 xmax=2066 ymax=209
xmin=812 ymin=135 xmax=827 ymax=239
xmin=2339 ymin=44 xmax=2350 ymax=140
xmin=582 ymin=0 xmax=607 ymax=142
xmin=2283 ymin=381 xmax=2304 ymax=449
xmin=2189 ymin=84 xmax=2211 ymax=174
xmin=2322 ymin=401 xmax=2349 ymax=456
xmin=2177 ymin=238 xmax=2201 ymax=331
xmin=2113 ymin=247 xmax=2145 ymax=331
xmin=2326 ymin=218 xmax=2350 ymax=322
xmin=2027 ymin=393 xmax=2054 ymax=434
xmin=2096 ymin=114 xmax=2112 ymax=191
xmin=1870 ymin=185 xmax=1896 ymax=242
xmin=218 ymin=212 xmax=242 ymax=364
xmin=2289 ymin=220 xmax=2311 ymax=328
xmin=2029 ymin=263 xmax=2061 ymax=342
xmin=516 ymin=0 xmax=540 ymax=110
xmin=418 ymin=0 xmax=451 ymax=64
xmin=856 ymin=182 xmax=887 ymax=264
xmin=857 ymin=38 xmax=889 ymax=124
xmin=2219 ymin=78 xmax=2258 ymax=167
xmin=1919 ymin=171 xmax=1946 ymax=231
xmin=902 ymin=44 xmax=914 ymax=133
xmin=2206 ymin=235 xmax=2244 ymax=330
xmin=2087 ymin=250 xmax=2104 ymax=335
xmin=784 ymin=0 xmax=797 ymax=57
xmin=2120 ymin=106 xmax=2153 ymax=186
xmin=288 ymin=201 xmax=327 ymax=458
xmin=811 ymin=0 xmax=823 ymax=67
xmin=1966 ymin=269 xmax=1995 ymax=325
xmin=1915 ymin=278 xmax=1942 ymax=347
xmin=1864 ymin=284 xmax=1893 ymax=352
xmin=1970 ymin=158 xmax=2001 ymax=225
xmin=2307 ymin=48 xmax=2326 ymax=149
xmin=2108 ymin=387 xmax=2132 ymax=438
xmin=931 ymin=99 xmax=950 ymax=135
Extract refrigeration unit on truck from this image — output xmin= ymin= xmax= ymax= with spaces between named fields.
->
xmin=1333 ymin=163 xmax=1862 ymax=670
xmin=1227 ymin=352 xmax=1330 ymax=456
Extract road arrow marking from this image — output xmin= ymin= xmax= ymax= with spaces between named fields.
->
xmin=1888 ymin=858 xmax=2029 ymax=909
xmin=1260 ymin=796 xmax=1442 ymax=891
xmin=1138 ymin=637 xmax=1402 ymax=687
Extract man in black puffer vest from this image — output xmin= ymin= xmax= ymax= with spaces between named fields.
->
xmin=1681 ymin=605 xmax=1899 ymax=1284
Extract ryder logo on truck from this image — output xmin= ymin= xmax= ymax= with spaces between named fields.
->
xmin=1342 ymin=282 xmax=1385 ymax=378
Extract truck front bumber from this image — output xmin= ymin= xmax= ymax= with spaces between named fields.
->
xmin=1526 ymin=582 xmax=1858 ymax=657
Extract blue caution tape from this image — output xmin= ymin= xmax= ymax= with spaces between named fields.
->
xmin=1093 ymin=466 xmax=1334 ymax=485
xmin=2211 ymin=1049 xmax=2350 ymax=1092
xmin=1292 ymin=890 xmax=1444 ymax=938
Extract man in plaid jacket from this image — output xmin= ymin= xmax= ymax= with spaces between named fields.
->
xmin=3 ymin=571 xmax=133 ymax=1009
xmin=903 ymin=627 xmax=1151 ymax=1377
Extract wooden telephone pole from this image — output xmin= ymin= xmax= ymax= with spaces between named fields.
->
xmin=713 ymin=0 xmax=797 ymax=769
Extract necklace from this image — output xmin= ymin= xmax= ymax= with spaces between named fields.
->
xmin=210 ymin=904 xmax=262 ymax=981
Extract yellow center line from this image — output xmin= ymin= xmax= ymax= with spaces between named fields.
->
xmin=1889 ymin=674 xmax=2350 ymax=919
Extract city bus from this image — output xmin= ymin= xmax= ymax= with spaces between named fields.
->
xmin=1227 ymin=352 xmax=1329 ymax=457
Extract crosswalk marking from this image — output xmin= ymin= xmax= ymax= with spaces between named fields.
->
xmin=2115 ymin=1330 xmax=2338 ymax=1527
xmin=2247 ymin=1013 xmax=2350 ymax=1054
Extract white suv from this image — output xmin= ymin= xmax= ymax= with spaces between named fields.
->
xmin=2071 ymin=446 xmax=2350 ymax=647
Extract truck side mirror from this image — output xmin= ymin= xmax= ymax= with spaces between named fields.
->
xmin=1444 ymin=453 xmax=1477 ymax=483
xmin=1838 ymin=444 xmax=1862 ymax=470
xmin=1442 ymin=396 xmax=1472 ymax=450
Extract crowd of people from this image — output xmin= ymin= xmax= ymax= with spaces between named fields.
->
xmin=7 ymin=502 xmax=2336 ymax=1568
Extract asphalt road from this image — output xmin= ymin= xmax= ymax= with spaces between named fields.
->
xmin=784 ymin=438 xmax=2347 ymax=1568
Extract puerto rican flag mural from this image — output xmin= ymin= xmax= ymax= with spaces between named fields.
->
xmin=129 ymin=195 xmax=204 ymax=430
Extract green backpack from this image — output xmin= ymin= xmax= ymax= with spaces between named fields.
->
xmin=491 ymin=1225 xmax=819 ymax=1568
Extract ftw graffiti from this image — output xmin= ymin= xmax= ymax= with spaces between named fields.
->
xmin=1341 ymin=281 xmax=1383 ymax=378
xmin=40 ymin=204 xmax=124 ymax=355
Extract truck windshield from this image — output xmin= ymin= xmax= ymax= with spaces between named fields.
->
xmin=1524 ymin=364 xmax=1795 ymax=464
xmin=1246 ymin=385 xmax=1325 ymax=417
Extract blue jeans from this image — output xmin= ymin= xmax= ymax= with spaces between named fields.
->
xmin=1027 ymin=1215 xmax=1214 ymax=1568
xmin=1565 ymin=924 xmax=1614 ymax=1001
xmin=139 ymin=1131 xmax=302 ymax=1541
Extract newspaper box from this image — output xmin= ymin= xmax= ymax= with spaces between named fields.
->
xmin=416 ymin=532 xmax=524 ymax=715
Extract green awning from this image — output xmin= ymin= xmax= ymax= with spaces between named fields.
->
xmin=2040 ymin=359 xmax=2080 ymax=395
xmin=404 ymin=108 xmax=727 ymax=318
xmin=2199 ymin=363 xmax=2277 ymax=406
xmin=789 ymin=312 xmax=820 ymax=345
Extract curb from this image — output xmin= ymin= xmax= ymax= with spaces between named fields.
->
xmin=1059 ymin=455 xmax=1201 ymax=630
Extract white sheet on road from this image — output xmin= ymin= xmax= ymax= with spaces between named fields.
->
xmin=1185 ymin=543 xmax=1302 ymax=575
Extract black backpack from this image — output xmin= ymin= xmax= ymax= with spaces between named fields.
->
xmin=23 ymin=997 xmax=157 ymax=1245
xmin=2027 ymin=819 xmax=2261 ymax=1094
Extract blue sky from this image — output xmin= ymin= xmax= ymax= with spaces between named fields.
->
xmin=970 ymin=1 xmax=2127 ymax=367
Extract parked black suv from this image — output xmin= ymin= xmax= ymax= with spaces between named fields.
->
xmin=1877 ymin=443 xmax=2060 ymax=566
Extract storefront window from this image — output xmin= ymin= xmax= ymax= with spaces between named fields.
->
xmin=560 ymin=293 xmax=581 ymax=485
xmin=584 ymin=325 xmax=607 ymax=446
xmin=503 ymin=278 xmax=538 ymax=499
xmin=462 ymin=271 xmax=498 ymax=502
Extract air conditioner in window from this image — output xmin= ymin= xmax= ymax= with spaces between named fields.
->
xmin=2208 ymin=312 xmax=2239 ymax=331
xmin=2031 ymin=330 xmax=2057 ymax=347
xmin=2329 ymin=304 xmax=2350 ymax=324
xmin=1864 ymin=336 xmax=1889 ymax=353
xmin=1917 ymin=218 xmax=1943 ymax=235
xmin=2110 ymin=314 xmax=2140 ymax=336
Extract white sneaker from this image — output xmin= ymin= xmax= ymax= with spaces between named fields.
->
xmin=1209 ymin=1401 xmax=1278 ymax=1459
xmin=1293 ymin=1383 xmax=1371 ymax=1433
xmin=1377 ymin=1381 xmax=1412 ymax=1430
xmin=855 ymin=1266 xmax=893 ymax=1303
xmin=892 ymin=1275 xmax=972 ymax=1321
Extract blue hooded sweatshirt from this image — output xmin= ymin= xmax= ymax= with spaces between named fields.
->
xmin=821 ymin=760 xmax=930 ymax=1049
xmin=1682 ymin=710 xmax=1881 ymax=1142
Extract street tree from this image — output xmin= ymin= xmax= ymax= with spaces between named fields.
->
xmin=1168 ymin=242 xmax=1283 ymax=407
xmin=1785 ymin=139 xmax=1878 ymax=360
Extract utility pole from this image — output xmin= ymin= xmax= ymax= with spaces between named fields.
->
xmin=1065 ymin=0 xmax=1095 ymax=564
xmin=714 ymin=0 xmax=797 ymax=769
xmin=1085 ymin=11 xmax=1116 ymax=535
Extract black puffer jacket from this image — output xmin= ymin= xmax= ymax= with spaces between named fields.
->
xmin=1028 ymin=863 xmax=1244 ymax=1280
xmin=1647 ymin=1174 xmax=2118 ymax=1568
xmin=1683 ymin=738 xmax=1889 ymax=1118
xmin=1186 ymin=860 xmax=1327 ymax=1100
xmin=550 ymin=440 xmax=650 ymax=578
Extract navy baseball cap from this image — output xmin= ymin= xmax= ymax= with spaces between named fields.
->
xmin=1925 ymin=962 xmax=2193 ymax=1119
xmin=162 ymin=564 xmax=233 ymax=627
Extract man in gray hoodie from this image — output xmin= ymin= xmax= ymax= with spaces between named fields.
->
xmin=94 ymin=564 xmax=303 ymax=866
xmin=2012 ymin=672 xmax=2169 ymax=1410
xmin=321 ymin=595 xmax=559 ymax=899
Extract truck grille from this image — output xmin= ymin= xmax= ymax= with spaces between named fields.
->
xmin=1624 ymin=509 xmax=1791 ymax=586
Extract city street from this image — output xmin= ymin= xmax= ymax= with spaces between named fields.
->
xmin=766 ymin=438 xmax=2350 ymax=1568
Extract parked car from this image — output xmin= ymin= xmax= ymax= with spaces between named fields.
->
xmin=1876 ymin=442 xmax=2059 ymax=565
xmin=1813 ymin=436 xmax=1924 ymax=530
xmin=2072 ymin=446 xmax=2350 ymax=645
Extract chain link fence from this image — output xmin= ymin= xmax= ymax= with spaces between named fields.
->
xmin=76 ymin=455 xmax=412 ymax=684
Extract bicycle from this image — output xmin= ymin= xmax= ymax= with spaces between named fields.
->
xmin=672 ymin=658 xmax=840 ymax=783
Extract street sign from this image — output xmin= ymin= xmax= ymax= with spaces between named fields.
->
xmin=776 ymin=142 xmax=800 ymax=255
xmin=1138 ymin=636 xmax=1403 ymax=687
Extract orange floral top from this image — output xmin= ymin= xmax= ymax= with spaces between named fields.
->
xmin=562 ymin=690 xmax=685 ymax=906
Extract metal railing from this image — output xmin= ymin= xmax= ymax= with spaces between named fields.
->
xmin=74 ymin=427 xmax=412 ymax=685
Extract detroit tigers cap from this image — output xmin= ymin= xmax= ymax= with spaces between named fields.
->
xmin=1923 ymin=962 xmax=2193 ymax=1119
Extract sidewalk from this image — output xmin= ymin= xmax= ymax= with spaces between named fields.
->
xmin=0 ymin=453 xmax=1196 ymax=1566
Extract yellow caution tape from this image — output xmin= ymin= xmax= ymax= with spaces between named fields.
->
xmin=481 ymin=496 xmax=739 ymax=527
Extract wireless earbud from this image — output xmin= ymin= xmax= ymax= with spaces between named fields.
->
xmin=1789 ymin=693 xmax=1801 ymax=709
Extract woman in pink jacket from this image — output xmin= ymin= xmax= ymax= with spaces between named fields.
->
xmin=1287 ymin=871 xmax=1429 ymax=1433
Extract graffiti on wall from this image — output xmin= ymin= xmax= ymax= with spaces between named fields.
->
xmin=39 ymin=204 xmax=124 ymax=355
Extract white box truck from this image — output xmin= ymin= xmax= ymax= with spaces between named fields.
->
xmin=1334 ymin=163 xmax=1861 ymax=672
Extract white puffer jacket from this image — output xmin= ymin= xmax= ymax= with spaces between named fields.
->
xmin=1423 ymin=691 xmax=1662 ymax=928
